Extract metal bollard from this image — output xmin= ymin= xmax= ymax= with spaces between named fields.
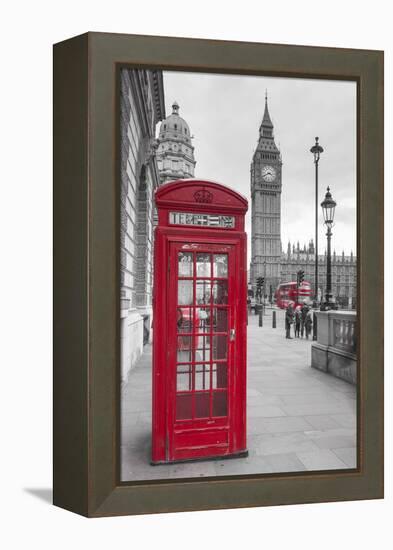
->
xmin=259 ymin=310 xmax=263 ymax=327
xmin=313 ymin=311 xmax=317 ymax=340
xmin=272 ymin=310 xmax=276 ymax=328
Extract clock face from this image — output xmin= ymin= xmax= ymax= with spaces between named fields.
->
xmin=262 ymin=165 xmax=277 ymax=182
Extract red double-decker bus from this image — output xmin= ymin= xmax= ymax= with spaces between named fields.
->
xmin=274 ymin=281 xmax=312 ymax=309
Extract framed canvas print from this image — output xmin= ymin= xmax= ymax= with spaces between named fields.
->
xmin=53 ymin=32 xmax=383 ymax=517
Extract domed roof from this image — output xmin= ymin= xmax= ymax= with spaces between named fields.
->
xmin=159 ymin=101 xmax=191 ymax=140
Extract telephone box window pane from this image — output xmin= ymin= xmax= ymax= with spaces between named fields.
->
xmin=177 ymin=307 xmax=193 ymax=333
xmin=213 ymin=254 xmax=228 ymax=278
xmin=196 ymin=253 xmax=211 ymax=277
xmin=212 ymin=362 xmax=228 ymax=389
xmin=177 ymin=365 xmax=192 ymax=391
xmin=195 ymin=335 xmax=210 ymax=362
xmin=212 ymin=281 xmax=228 ymax=304
xmin=195 ymin=392 xmax=210 ymax=418
xmin=212 ymin=308 xmax=228 ymax=333
xmin=178 ymin=252 xmax=193 ymax=277
xmin=176 ymin=393 xmax=192 ymax=420
xmin=212 ymin=392 xmax=227 ymax=417
xmin=177 ymin=336 xmax=192 ymax=362
xmin=196 ymin=281 xmax=211 ymax=304
xmin=195 ymin=364 xmax=210 ymax=390
xmin=178 ymin=280 xmax=193 ymax=305
xmin=212 ymin=335 xmax=227 ymax=360
xmin=196 ymin=307 xmax=210 ymax=333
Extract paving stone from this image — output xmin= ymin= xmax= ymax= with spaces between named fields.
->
xmin=247 ymin=394 xmax=284 ymax=406
xmin=296 ymin=449 xmax=348 ymax=470
xmin=303 ymin=415 xmax=342 ymax=430
xmin=330 ymin=413 xmax=357 ymax=428
xmin=280 ymin=401 xmax=354 ymax=416
xmin=168 ymin=461 xmax=217 ymax=479
xmin=214 ymin=456 xmax=274 ymax=476
xmin=312 ymin=434 xmax=356 ymax=450
xmin=248 ymin=415 xmax=314 ymax=435
xmin=303 ymin=427 xmax=355 ymax=438
xmin=280 ymin=393 xmax=343 ymax=406
xmin=121 ymin=424 xmax=151 ymax=444
xmin=264 ymin=453 xmax=308 ymax=473
xmin=247 ymin=405 xmax=287 ymax=418
xmin=254 ymin=433 xmax=320 ymax=456
xmin=332 ymin=447 xmax=357 ymax=468
xmin=247 ymin=388 xmax=263 ymax=396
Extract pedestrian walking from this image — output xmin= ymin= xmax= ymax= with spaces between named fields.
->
xmin=285 ymin=302 xmax=294 ymax=339
xmin=294 ymin=307 xmax=301 ymax=338
xmin=305 ymin=308 xmax=313 ymax=339
xmin=300 ymin=300 xmax=309 ymax=338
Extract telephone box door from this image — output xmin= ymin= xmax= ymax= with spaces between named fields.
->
xmin=167 ymin=240 xmax=241 ymax=462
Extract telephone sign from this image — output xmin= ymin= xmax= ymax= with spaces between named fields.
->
xmin=169 ymin=212 xmax=235 ymax=228
xmin=152 ymin=179 xmax=248 ymax=464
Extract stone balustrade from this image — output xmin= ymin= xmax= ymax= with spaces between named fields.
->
xmin=311 ymin=310 xmax=357 ymax=384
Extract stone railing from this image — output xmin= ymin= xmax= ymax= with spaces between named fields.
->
xmin=311 ymin=310 xmax=357 ymax=384
xmin=332 ymin=314 xmax=356 ymax=354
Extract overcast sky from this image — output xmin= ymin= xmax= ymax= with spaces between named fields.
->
xmin=160 ymin=71 xmax=357 ymax=258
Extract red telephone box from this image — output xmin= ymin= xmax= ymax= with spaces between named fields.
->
xmin=152 ymin=179 xmax=248 ymax=463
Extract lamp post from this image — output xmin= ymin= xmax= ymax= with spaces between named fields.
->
xmin=320 ymin=186 xmax=337 ymax=310
xmin=310 ymin=137 xmax=324 ymax=307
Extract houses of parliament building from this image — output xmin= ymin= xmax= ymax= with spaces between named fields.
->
xmin=250 ymin=94 xmax=356 ymax=309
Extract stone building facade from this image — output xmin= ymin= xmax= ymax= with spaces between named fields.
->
xmin=280 ymin=242 xmax=357 ymax=309
xmin=120 ymin=68 xmax=165 ymax=381
xmin=250 ymin=94 xmax=283 ymax=293
xmin=156 ymin=101 xmax=196 ymax=184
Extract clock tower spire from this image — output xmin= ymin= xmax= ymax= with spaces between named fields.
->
xmin=250 ymin=93 xmax=283 ymax=295
xmin=260 ymin=90 xmax=274 ymax=137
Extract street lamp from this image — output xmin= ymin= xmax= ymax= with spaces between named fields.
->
xmin=320 ymin=186 xmax=337 ymax=310
xmin=310 ymin=137 xmax=323 ymax=307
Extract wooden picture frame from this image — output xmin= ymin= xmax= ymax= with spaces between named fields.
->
xmin=53 ymin=32 xmax=383 ymax=517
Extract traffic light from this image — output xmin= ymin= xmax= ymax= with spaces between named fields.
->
xmin=256 ymin=277 xmax=264 ymax=299
xmin=297 ymin=269 xmax=305 ymax=285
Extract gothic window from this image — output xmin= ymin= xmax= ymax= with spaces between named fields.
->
xmin=185 ymin=128 xmax=187 ymax=134
xmin=174 ymin=124 xmax=177 ymax=130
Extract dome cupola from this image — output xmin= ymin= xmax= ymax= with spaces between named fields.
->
xmin=158 ymin=101 xmax=192 ymax=143
xmin=156 ymin=101 xmax=196 ymax=184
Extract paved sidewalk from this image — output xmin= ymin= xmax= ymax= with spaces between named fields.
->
xmin=121 ymin=309 xmax=356 ymax=481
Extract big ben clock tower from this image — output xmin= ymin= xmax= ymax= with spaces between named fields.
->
xmin=250 ymin=93 xmax=282 ymax=295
